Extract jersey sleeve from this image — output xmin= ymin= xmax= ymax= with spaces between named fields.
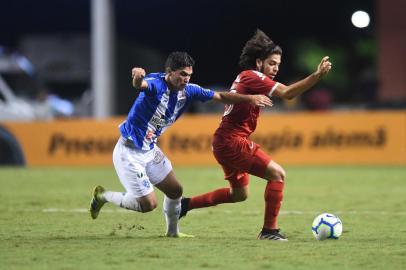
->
xmin=144 ymin=77 xmax=159 ymax=95
xmin=240 ymin=70 xmax=279 ymax=97
xmin=143 ymin=73 xmax=166 ymax=95
xmin=186 ymin=83 xmax=215 ymax=102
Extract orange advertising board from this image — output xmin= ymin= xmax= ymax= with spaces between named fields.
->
xmin=2 ymin=118 xmax=123 ymax=166
xmin=2 ymin=111 xmax=405 ymax=166
xmin=159 ymin=111 xmax=406 ymax=165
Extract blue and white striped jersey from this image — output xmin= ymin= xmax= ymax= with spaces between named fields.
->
xmin=119 ymin=73 xmax=215 ymax=150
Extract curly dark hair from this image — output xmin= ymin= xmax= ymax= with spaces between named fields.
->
xmin=165 ymin=51 xmax=195 ymax=72
xmin=239 ymin=29 xmax=282 ymax=70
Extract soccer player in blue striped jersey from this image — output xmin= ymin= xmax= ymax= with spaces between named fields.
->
xmin=89 ymin=51 xmax=272 ymax=237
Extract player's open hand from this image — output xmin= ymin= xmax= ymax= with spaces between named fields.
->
xmin=316 ymin=56 xmax=332 ymax=77
xmin=249 ymin=95 xmax=273 ymax=107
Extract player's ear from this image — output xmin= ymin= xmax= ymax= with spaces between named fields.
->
xmin=165 ymin=67 xmax=172 ymax=74
xmin=256 ymin=58 xmax=263 ymax=71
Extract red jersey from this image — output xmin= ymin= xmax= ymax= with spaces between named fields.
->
xmin=215 ymin=70 xmax=279 ymax=138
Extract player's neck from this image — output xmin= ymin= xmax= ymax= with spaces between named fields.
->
xmin=165 ymin=75 xmax=181 ymax=92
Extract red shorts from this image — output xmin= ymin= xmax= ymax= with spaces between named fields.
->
xmin=212 ymin=135 xmax=271 ymax=188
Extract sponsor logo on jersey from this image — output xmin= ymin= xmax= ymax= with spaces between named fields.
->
xmin=151 ymin=115 xmax=167 ymax=129
xmin=153 ymin=149 xmax=165 ymax=163
xmin=146 ymin=130 xmax=154 ymax=139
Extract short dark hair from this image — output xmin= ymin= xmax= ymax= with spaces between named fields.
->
xmin=165 ymin=51 xmax=195 ymax=71
xmin=239 ymin=29 xmax=282 ymax=70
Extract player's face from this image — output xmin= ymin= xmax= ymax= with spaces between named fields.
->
xmin=167 ymin=66 xmax=193 ymax=91
xmin=257 ymin=54 xmax=281 ymax=79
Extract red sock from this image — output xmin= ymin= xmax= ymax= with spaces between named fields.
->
xmin=263 ymin=181 xmax=284 ymax=230
xmin=189 ymin=188 xmax=232 ymax=209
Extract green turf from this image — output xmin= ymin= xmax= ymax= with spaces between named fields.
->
xmin=0 ymin=166 xmax=405 ymax=270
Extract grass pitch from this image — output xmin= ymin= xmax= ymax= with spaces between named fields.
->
xmin=0 ymin=166 xmax=405 ymax=270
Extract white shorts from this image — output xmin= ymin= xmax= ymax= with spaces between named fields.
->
xmin=112 ymin=137 xmax=172 ymax=198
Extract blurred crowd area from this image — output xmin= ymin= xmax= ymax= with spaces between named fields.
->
xmin=1 ymin=0 xmax=404 ymax=121
xmin=0 ymin=36 xmax=390 ymax=121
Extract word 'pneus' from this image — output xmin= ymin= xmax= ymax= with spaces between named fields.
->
xmin=48 ymin=133 xmax=117 ymax=155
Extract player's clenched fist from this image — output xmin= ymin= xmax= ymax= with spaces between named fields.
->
xmin=316 ymin=56 xmax=332 ymax=77
xmin=132 ymin=67 xmax=146 ymax=79
xmin=131 ymin=67 xmax=146 ymax=88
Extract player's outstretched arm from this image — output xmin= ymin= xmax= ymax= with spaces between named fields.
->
xmin=131 ymin=67 xmax=148 ymax=89
xmin=212 ymin=92 xmax=273 ymax=107
xmin=273 ymin=56 xmax=332 ymax=100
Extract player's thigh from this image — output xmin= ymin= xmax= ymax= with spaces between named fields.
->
xmin=213 ymin=137 xmax=254 ymax=172
xmin=145 ymin=146 xmax=173 ymax=185
xmin=218 ymin=163 xmax=250 ymax=201
xmin=248 ymin=147 xmax=272 ymax=180
xmin=263 ymin=160 xmax=286 ymax=182
xmin=112 ymin=140 xmax=155 ymax=198
xmin=220 ymin=163 xmax=250 ymax=191
xmin=146 ymin=146 xmax=181 ymax=199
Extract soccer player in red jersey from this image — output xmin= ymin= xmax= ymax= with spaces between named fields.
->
xmin=180 ymin=29 xmax=332 ymax=241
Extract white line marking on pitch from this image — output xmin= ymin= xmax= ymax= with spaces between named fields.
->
xmin=38 ymin=208 xmax=406 ymax=215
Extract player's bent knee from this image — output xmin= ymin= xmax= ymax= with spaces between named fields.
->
xmin=155 ymin=175 xmax=183 ymax=199
xmin=165 ymin=185 xmax=183 ymax=199
xmin=277 ymin=168 xmax=286 ymax=182
xmin=140 ymin=200 xmax=157 ymax=212
xmin=122 ymin=193 xmax=146 ymax=211
xmin=137 ymin=195 xmax=158 ymax=212
xmin=175 ymin=185 xmax=183 ymax=198
xmin=265 ymin=161 xmax=286 ymax=182
xmin=232 ymin=193 xmax=248 ymax=202
xmin=230 ymin=189 xmax=249 ymax=202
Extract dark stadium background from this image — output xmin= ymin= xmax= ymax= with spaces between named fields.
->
xmin=0 ymin=0 xmax=397 ymax=114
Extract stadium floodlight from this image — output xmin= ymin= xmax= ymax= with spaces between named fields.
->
xmin=351 ymin=10 xmax=370 ymax=28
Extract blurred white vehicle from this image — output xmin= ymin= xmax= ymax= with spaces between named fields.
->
xmin=0 ymin=47 xmax=76 ymax=121
xmin=0 ymin=48 xmax=54 ymax=121
xmin=0 ymin=76 xmax=40 ymax=121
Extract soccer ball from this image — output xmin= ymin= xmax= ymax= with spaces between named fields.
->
xmin=312 ymin=213 xmax=343 ymax=240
